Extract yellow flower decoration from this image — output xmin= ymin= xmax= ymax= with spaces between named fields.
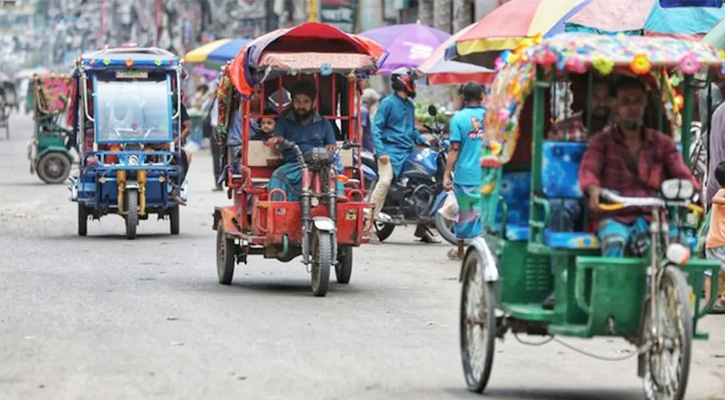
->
xmin=591 ymin=55 xmax=613 ymax=75
xmin=489 ymin=140 xmax=502 ymax=156
xmin=481 ymin=183 xmax=496 ymax=195
xmin=532 ymin=33 xmax=543 ymax=44
xmin=630 ymin=53 xmax=651 ymax=75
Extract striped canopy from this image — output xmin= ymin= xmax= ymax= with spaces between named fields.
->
xmin=184 ymin=38 xmax=251 ymax=67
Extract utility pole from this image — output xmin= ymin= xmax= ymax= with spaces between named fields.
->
xmin=418 ymin=0 xmax=434 ymax=26
xmin=452 ymin=0 xmax=473 ymax=32
xmin=433 ymin=0 xmax=452 ymax=33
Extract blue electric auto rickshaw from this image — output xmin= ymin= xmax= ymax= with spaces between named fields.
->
xmin=68 ymin=47 xmax=188 ymax=239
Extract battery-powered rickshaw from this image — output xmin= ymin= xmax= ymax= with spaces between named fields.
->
xmin=456 ymin=34 xmax=722 ymax=399
xmin=68 ymin=47 xmax=187 ymax=239
xmin=213 ymin=23 xmax=379 ymax=296
xmin=27 ymin=74 xmax=75 ymax=184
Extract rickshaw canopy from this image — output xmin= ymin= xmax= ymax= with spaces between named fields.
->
xmin=75 ymin=47 xmax=181 ymax=71
xmin=227 ymin=22 xmax=382 ymax=96
xmin=484 ymin=33 xmax=725 ymax=165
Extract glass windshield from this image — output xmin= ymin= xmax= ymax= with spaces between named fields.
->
xmin=94 ymin=77 xmax=171 ymax=143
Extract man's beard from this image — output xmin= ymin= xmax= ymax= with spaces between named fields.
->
xmin=294 ymin=109 xmax=312 ymax=121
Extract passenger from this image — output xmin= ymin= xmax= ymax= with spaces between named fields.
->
xmin=547 ymin=78 xmax=613 ymax=233
xmin=579 ymin=76 xmax=700 ymax=257
xmin=266 ymin=80 xmax=344 ymax=202
xmin=705 ymin=161 xmax=725 ymax=313
xmin=250 ymin=110 xmax=277 ymax=140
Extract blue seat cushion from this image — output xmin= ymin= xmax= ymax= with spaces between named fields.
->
xmin=496 ymin=171 xmax=531 ymax=226
xmin=505 ymin=224 xmax=530 ymax=241
xmin=545 ymin=230 xmax=600 ymax=250
xmin=542 ymin=141 xmax=587 ymax=198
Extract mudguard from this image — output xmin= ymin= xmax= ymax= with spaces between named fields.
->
xmin=312 ymin=216 xmax=336 ymax=232
xmin=459 ymin=237 xmax=499 ymax=283
xmin=430 ymin=190 xmax=448 ymax=216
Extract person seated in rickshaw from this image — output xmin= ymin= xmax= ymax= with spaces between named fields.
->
xmin=547 ymin=77 xmax=613 ymax=234
xmin=266 ymin=80 xmax=344 ymax=202
xmin=579 ymin=76 xmax=700 ymax=257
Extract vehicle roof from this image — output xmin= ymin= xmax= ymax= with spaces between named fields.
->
xmin=77 ymin=47 xmax=182 ymax=70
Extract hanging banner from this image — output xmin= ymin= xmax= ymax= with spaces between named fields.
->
xmin=320 ymin=0 xmax=357 ymax=33
xmin=660 ymin=0 xmax=722 ymax=7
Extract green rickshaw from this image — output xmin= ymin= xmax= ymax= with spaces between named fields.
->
xmin=27 ymin=74 xmax=75 ymax=184
xmin=457 ymin=33 xmax=722 ymax=400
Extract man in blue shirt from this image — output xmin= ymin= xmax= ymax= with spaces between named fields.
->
xmin=443 ymin=82 xmax=485 ymax=260
xmin=367 ymin=68 xmax=436 ymax=243
xmin=267 ymin=80 xmax=342 ymax=202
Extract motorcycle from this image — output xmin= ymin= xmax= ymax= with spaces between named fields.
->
xmin=362 ymin=105 xmax=457 ymax=243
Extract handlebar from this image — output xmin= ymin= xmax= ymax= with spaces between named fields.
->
xmin=599 ymin=189 xmax=666 ymax=209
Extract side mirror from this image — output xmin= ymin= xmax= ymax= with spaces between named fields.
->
xmin=428 ymin=105 xmax=437 ymax=117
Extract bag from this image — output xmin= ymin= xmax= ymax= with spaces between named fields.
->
xmin=437 ymin=191 xmax=459 ymax=221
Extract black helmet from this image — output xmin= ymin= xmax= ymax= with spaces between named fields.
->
xmin=391 ymin=67 xmax=417 ymax=96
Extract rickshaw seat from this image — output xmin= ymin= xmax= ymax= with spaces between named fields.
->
xmin=538 ymin=141 xmax=600 ymax=250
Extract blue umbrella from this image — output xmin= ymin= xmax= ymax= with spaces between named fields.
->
xmin=207 ymin=39 xmax=251 ymax=64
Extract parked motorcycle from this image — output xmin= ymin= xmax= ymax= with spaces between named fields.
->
xmin=362 ymin=105 xmax=457 ymax=243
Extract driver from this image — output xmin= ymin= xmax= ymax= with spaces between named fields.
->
xmin=579 ymin=76 xmax=700 ymax=257
xmin=266 ymin=80 xmax=344 ymax=202
xmin=366 ymin=67 xmax=436 ymax=243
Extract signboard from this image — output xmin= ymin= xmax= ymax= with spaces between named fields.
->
xmin=660 ymin=0 xmax=722 ymax=7
xmin=320 ymin=0 xmax=357 ymax=33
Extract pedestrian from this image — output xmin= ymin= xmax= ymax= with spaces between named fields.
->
xmin=442 ymin=82 xmax=485 ymax=260
xmin=705 ymin=161 xmax=725 ymax=313
xmin=366 ymin=67 xmax=437 ymax=243
xmin=360 ymin=88 xmax=380 ymax=154
xmin=208 ymin=96 xmax=223 ymax=191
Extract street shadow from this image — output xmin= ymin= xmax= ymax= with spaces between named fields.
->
xmin=440 ymin=387 xmax=640 ymax=400
xmin=45 ymin=232 xmax=207 ymax=241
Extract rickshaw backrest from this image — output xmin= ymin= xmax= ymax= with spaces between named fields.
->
xmin=496 ymin=171 xmax=531 ymax=226
xmin=541 ymin=141 xmax=587 ymax=199
xmin=246 ymin=141 xmax=354 ymax=168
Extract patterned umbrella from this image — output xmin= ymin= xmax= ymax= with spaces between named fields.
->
xmin=451 ymin=0 xmax=593 ymax=69
xmin=184 ymin=38 xmax=251 ymax=67
xmin=566 ymin=0 xmax=725 ymax=40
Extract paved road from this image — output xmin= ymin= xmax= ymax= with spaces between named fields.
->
xmin=1 ymin=113 xmax=723 ymax=400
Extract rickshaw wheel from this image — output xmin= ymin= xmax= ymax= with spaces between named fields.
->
xmin=37 ymin=152 xmax=71 ymax=184
xmin=125 ymin=189 xmax=138 ymax=240
xmin=216 ymin=221 xmax=235 ymax=285
xmin=335 ymin=246 xmax=353 ymax=284
xmin=311 ymin=230 xmax=332 ymax=297
xmin=169 ymin=206 xmax=180 ymax=235
xmin=642 ymin=267 xmax=692 ymax=400
xmin=460 ymin=249 xmax=496 ymax=393
xmin=78 ymin=204 xmax=88 ymax=237
xmin=374 ymin=222 xmax=395 ymax=242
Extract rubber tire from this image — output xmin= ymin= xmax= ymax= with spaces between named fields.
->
xmin=125 ymin=189 xmax=138 ymax=240
xmin=169 ymin=206 xmax=180 ymax=235
xmin=642 ymin=267 xmax=693 ymax=400
xmin=36 ymin=152 xmax=71 ymax=184
xmin=216 ymin=221 xmax=235 ymax=285
xmin=374 ymin=222 xmax=395 ymax=242
xmin=460 ymin=248 xmax=497 ymax=394
xmin=435 ymin=211 xmax=474 ymax=246
xmin=335 ymin=246 xmax=353 ymax=284
xmin=78 ymin=203 xmax=88 ymax=237
xmin=311 ymin=230 xmax=332 ymax=297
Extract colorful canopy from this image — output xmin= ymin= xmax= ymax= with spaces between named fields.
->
xmin=359 ymin=23 xmax=450 ymax=75
xmin=228 ymin=23 xmax=381 ymax=96
xmin=451 ymin=0 xmax=592 ymax=69
xmin=566 ymin=0 xmax=725 ymax=39
xmin=418 ymin=23 xmax=493 ymax=85
xmin=184 ymin=38 xmax=251 ymax=66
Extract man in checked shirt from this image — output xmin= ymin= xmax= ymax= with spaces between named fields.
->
xmin=579 ymin=76 xmax=700 ymax=257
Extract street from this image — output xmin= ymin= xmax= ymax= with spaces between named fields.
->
xmin=1 ymin=113 xmax=723 ymax=400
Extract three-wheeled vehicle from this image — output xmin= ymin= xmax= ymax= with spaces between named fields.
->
xmin=456 ymin=34 xmax=722 ymax=399
xmin=68 ymin=47 xmax=187 ymax=239
xmin=213 ymin=23 xmax=379 ymax=296
xmin=27 ymin=74 xmax=75 ymax=184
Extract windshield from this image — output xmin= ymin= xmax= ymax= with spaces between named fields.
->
xmin=94 ymin=77 xmax=172 ymax=143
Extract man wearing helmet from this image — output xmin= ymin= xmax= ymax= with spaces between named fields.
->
xmin=367 ymin=68 xmax=437 ymax=243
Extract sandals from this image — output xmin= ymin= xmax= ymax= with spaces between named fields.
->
xmin=415 ymin=226 xmax=441 ymax=244
xmin=447 ymin=248 xmax=462 ymax=261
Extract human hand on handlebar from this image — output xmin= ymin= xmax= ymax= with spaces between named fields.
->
xmin=266 ymin=136 xmax=283 ymax=147
xmin=586 ymin=184 xmax=601 ymax=214
xmin=326 ymin=144 xmax=336 ymax=153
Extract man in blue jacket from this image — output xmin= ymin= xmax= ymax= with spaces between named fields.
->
xmin=367 ymin=68 xmax=436 ymax=243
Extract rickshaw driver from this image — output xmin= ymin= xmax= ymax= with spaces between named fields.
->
xmin=266 ymin=80 xmax=345 ymax=202
xmin=579 ymin=76 xmax=700 ymax=257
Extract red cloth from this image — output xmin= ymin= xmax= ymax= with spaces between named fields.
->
xmin=546 ymin=112 xmax=589 ymax=142
xmin=579 ymin=125 xmax=700 ymax=223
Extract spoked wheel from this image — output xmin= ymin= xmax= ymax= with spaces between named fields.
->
xmin=460 ymin=248 xmax=497 ymax=393
xmin=169 ymin=206 xmax=180 ymax=235
xmin=311 ymin=229 xmax=332 ymax=297
xmin=78 ymin=203 xmax=88 ymax=237
xmin=37 ymin=152 xmax=71 ymax=184
xmin=642 ymin=267 xmax=693 ymax=400
xmin=216 ymin=221 xmax=235 ymax=285
xmin=335 ymin=245 xmax=353 ymax=284
xmin=125 ymin=189 xmax=138 ymax=240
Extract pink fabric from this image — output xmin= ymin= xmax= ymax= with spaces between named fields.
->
xmin=567 ymin=0 xmax=654 ymax=32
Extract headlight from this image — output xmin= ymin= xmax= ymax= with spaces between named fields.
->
xmin=311 ymin=197 xmax=320 ymax=207
xmin=666 ymin=243 xmax=690 ymax=265
xmin=128 ymin=155 xmax=140 ymax=166
xmin=661 ymin=179 xmax=694 ymax=200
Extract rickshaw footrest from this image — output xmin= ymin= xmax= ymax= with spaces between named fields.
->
xmin=694 ymin=331 xmax=709 ymax=340
xmin=547 ymin=323 xmax=591 ymax=338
